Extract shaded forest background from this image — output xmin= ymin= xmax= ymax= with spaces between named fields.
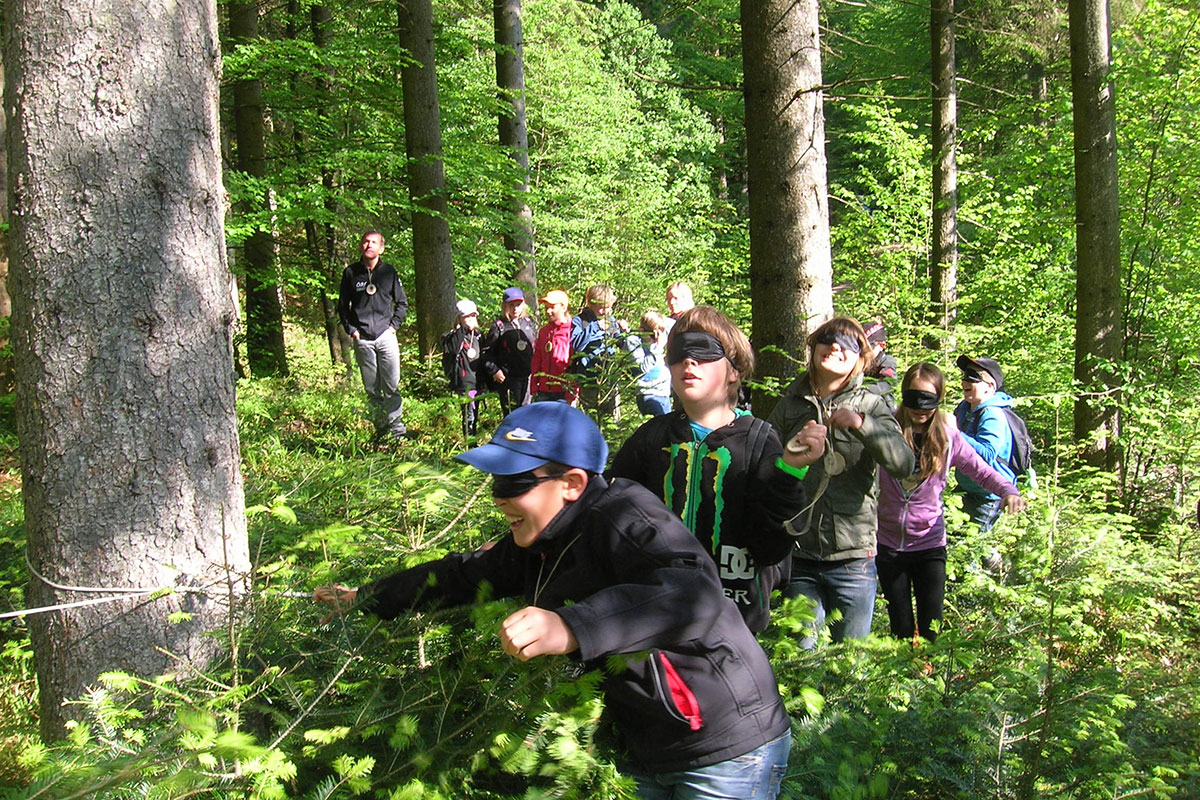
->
xmin=0 ymin=0 xmax=1199 ymax=796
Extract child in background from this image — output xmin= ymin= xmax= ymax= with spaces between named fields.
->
xmin=570 ymin=285 xmax=629 ymax=418
xmin=627 ymin=310 xmax=671 ymax=416
xmin=440 ymin=299 xmax=483 ymax=437
xmin=767 ymin=316 xmax=914 ymax=647
xmin=876 ymin=363 xmax=1026 ymax=641
xmin=862 ymin=320 xmax=898 ymax=406
xmin=609 ymin=306 xmax=825 ymax=632
xmin=530 ymin=290 xmax=576 ymax=403
xmin=480 ymin=287 xmax=538 ymax=416
xmin=315 ymin=402 xmax=791 ymax=800
xmin=953 ymin=354 xmax=1017 ymax=532
xmin=664 ymin=280 xmax=696 ymax=333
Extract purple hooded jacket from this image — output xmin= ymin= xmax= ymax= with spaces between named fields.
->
xmin=877 ymin=414 xmax=1019 ymax=552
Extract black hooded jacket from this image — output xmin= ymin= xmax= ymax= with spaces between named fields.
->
xmin=359 ymin=476 xmax=789 ymax=773
xmin=608 ymin=412 xmax=806 ymax=632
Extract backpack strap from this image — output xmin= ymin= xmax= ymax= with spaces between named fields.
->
xmin=745 ymin=416 xmax=773 ymax=468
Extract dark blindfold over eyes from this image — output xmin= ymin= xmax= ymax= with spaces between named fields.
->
xmin=902 ymin=389 xmax=941 ymax=410
xmin=815 ymin=330 xmax=862 ymax=354
xmin=491 ymin=471 xmax=558 ymax=498
xmin=667 ymin=331 xmax=728 ymax=366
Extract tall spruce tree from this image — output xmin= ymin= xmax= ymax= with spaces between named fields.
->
xmin=231 ymin=0 xmax=289 ymax=377
xmin=5 ymin=0 xmax=250 ymax=740
xmin=1069 ymin=0 xmax=1122 ymax=468
xmin=397 ymin=0 xmax=457 ymax=356
xmin=741 ymin=0 xmax=834 ymax=411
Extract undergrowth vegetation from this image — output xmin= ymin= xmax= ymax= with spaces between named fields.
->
xmin=0 ymin=337 xmax=1197 ymax=799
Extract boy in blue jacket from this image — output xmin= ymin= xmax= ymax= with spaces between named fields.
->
xmin=953 ymin=354 xmax=1017 ymax=532
xmin=315 ymin=402 xmax=791 ymax=799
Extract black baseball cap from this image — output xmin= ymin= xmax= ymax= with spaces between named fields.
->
xmin=956 ymin=355 xmax=1004 ymax=391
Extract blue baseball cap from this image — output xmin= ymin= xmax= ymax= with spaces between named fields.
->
xmin=502 ymin=287 xmax=525 ymax=303
xmin=455 ymin=402 xmax=608 ymax=475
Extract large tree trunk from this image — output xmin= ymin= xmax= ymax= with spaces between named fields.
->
xmin=494 ymin=0 xmax=538 ymax=295
xmin=397 ymin=0 xmax=457 ymax=357
xmin=306 ymin=3 xmax=354 ymax=375
xmin=1069 ymin=0 xmax=1121 ymax=469
xmin=0 ymin=63 xmax=12 ymax=394
xmin=741 ymin=0 xmax=834 ymax=417
xmin=928 ymin=0 xmax=959 ymax=349
xmin=231 ymin=0 xmax=289 ymax=377
xmin=5 ymin=0 xmax=250 ymax=741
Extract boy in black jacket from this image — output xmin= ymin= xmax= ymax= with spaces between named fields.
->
xmin=609 ymin=306 xmax=826 ymax=633
xmin=315 ymin=402 xmax=791 ymax=799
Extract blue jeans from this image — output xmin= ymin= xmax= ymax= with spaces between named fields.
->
xmin=962 ymin=493 xmax=1002 ymax=532
xmin=353 ymin=329 xmax=405 ymax=436
xmin=785 ymin=557 xmax=877 ymax=648
xmin=637 ymin=394 xmax=672 ymax=416
xmin=628 ymin=730 xmax=790 ymax=800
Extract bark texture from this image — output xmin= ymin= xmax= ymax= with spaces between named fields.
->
xmin=4 ymin=0 xmax=250 ymax=741
xmin=494 ymin=0 xmax=537 ymax=295
xmin=307 ymin=4 xmax=353 ymax=374
xmin=231 ymin=0 xmax=288 ymax=377
xmin=0 ymin=64 xmax=12 ymax=393
xmin=928 ymin=0 xmax=959 ymax=348
xmin=741 ymin=0 xmax=834 ymax=417
xmin=397 ymin=0 xmax=458 ymax=356
xmin=1069 ymin=0 xmax=1122 ymax=468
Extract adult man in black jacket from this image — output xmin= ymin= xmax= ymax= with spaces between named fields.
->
xmin=337 ymin=230 xmax=408 ymax=439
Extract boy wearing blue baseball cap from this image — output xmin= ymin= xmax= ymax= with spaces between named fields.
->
xmin=316 ymin=402 xmax=791 ymax=799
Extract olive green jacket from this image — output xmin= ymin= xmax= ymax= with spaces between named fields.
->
xmin=767 ymin=373 xmax=915 ymax=561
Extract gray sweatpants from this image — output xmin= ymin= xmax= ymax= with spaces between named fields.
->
xmin=354 ymin=328 xmax=405 ymax=435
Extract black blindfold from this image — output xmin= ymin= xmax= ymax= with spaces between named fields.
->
xmin=667 ymin=331 xmax=728 ymax=366
xmin=902 ymin=389 xmax=941 ymax=410
xmin=815 ymin=330 xmax=862 ymax=354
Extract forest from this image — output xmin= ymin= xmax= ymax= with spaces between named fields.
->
xmin=0 ymin=0 xmax=1198 ymax=796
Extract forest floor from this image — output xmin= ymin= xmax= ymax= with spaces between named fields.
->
xmin=0 ymin=342 xmax=1196 ymax=798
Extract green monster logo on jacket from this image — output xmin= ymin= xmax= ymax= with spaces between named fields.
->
xmin=661 ymin=441 xmax=755 ymax=587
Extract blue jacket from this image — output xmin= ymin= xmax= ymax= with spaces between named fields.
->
xmin=954 ymin=392 xmax=1016 ymax=498
xmin=569 ymin=308 xmax=623 ymax=376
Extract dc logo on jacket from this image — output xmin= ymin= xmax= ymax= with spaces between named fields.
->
xmin=719 ymin=546 xmax=754 ymax=580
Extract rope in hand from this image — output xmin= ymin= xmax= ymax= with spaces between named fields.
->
xmin=0 ymin=552 xmax=311 ymax=621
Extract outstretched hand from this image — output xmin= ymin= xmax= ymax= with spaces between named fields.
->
xmin=499 ymin=606 xmax=578 ymax=661
xmin=1002 ymin=494 xmax=1028 ymax=515
xmin=314 ymin=584 xmax=358 ymax=625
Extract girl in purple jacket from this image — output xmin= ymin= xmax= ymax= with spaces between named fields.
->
xmin=877 ymin=363 xmax=1026 ymax=641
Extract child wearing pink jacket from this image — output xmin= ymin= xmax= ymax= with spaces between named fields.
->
xmin=876 ymin=362 xmax=1026 ymax=641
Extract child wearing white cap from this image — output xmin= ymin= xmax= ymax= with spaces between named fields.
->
xmin=440 ymin=299 xmax=483 ymax=437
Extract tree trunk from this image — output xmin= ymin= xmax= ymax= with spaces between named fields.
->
xmin=231 ymin=0 xmax=289 ymax=377
xmin=741 ymin=0 xmax=834 ymax=417
xmin=494 ymin=0 xmax=538 ymax=295
xmin=927 ymin=0 xmax=959 ymax=350
xmin=1069 ymin=0 xmax=1122 ymax=469
xmin=1030 ymin=60 xmax=1049 ymax=126
xmin=5 ymin=0 xmax=250 ymax=741
xmin=0 ymin=62 xmax=12 ymax=394
xmin=306 ymin=3 xmax=354 ymax=375
xmin=397 ymin=0 xmax=457 ymax=357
